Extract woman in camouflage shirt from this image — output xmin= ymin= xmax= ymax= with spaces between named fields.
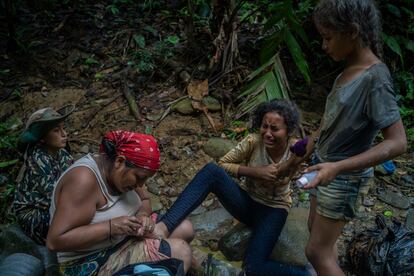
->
xmin=12 ymin=106 xmax=74 ymax=245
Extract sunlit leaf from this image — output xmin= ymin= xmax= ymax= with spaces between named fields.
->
xmin=94 ymin=72 xmax=105 ymax=80
xmin=166 ymin=35 xmax=180 ymax=45
xmin=85 ymin=57 xmax=99 ymax=66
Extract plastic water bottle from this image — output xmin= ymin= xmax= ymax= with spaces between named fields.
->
xmin=296 ymin=171 xmax=318 ymax=188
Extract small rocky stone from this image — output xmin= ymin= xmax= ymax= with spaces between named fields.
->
xmin=146 ymin=177 xmax=161 ymax=195
xmin=219 ymin=208 xmax=310 ymax=267
xmin=405 ymin=209 xmax=414 ymax=231
xmin=202 ymin=198 xmax=214 ymax=208
xmin=0 ymin=253 xmax=44 ymax=276
xmin=190 ymin=247 xmax=208 ymax=271
xmin=182 ymin=146 xmax=194 ymax=156
xmin=203 ymin=138 xmax=237 ymax=159
xmin=149 ymin=195 xmax=163 ymax=212
xmin=191 ymin=205 xmax=207 ymax=216
xmin=190 ymin=208 xmax=233 ymax=232
xmin=357 ymin=206 xmax=365 ymax=213
xmin=79 ymin=145 xmax=89 ymax=154
xmin=0 ymin=175 xmax=9 ymax=186
xmin=145 ymin=112 xmax=163 ymax=121
xmin=377 ymin=190 xmax=410 ymax=210
xmin=0 ymin=225 xmax=59 ymax=275
xmin=400 ymin=175 xmax=414 ymax=187
xmin=172 ymin=98 xmax=194 ymax=115
xmin=202 ymin=96 xmax=221 ymax=112
xmin=362 ymin=196 xmax=375 ymax=207
xmin=169 ymin=149 xmax=181 ymax=160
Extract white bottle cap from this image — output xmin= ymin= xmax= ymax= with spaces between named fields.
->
xmin=296 ymin=177 xmax=307 ymax=187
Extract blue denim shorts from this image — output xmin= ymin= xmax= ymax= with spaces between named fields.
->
xmin=309 ymin=156 xmax=372 ymax=221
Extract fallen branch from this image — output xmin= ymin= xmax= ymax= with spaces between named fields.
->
xmin=52 ymin=9 xmax=75 ymax=33
xmin=122 ymin=75 xmax=143 ymax=121
xmin=202 ymin=106 xmax=219 ymax=133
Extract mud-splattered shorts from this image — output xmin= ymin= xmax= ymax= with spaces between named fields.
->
xmin=309 ymin=156 xmax=372 ymax=221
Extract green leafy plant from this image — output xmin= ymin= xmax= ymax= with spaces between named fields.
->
xmin=166 ymin=35 xmax=180 ymax=46
xmin=133 ymin=48 xmax=155 ymax=73
xmin=106 ymin=4 xmax=120 ymax=15
xmin=0 ymin=159 xmax=18 ymax=168
xmin=379 ymin=1 xmax=414 ymax=148
xmin=84 ymin=56 xmax=99 ymax=67
xmin=260 ymin=0 xmax=312 ymax=84
xmin=0 ymin=180 xmax=16 ymax=224
xmin=94 ymin=72 xmax=106 ymax=80
xmin=224 ymin=120 xmax=249 ymax=140
xmin=133 ymin=34 xmax=146 ymax=48
xmin=0 ymin=117 xmax=21 ymax=150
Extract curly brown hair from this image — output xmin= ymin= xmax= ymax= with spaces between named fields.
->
xmin=252 ymin=99 xmax=300 ymax=135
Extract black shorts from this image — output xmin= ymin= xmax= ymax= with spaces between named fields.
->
xmin=158 ymin=239 xmax=171 ymax=257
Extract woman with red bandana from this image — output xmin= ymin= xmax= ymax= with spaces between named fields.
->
xmin=47 ymin=130 xmax=194 ymax=275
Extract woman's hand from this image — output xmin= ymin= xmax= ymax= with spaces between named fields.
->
xmin=303 ymin=162 xmax=340 ymax=189
xmin=254 ymin=164 xmax=280 ymax=181
xmin=135 ymin=214 xmax=155 ymax=237
xmin=110 ymin=216 xmax=142 ymax=236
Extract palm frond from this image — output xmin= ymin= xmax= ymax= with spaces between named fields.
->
xmin=236 ymin=55 xmax=290 ymax=119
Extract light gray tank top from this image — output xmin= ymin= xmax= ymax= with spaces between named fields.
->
xmin=50 ymin=154 xmax=142 ymax=262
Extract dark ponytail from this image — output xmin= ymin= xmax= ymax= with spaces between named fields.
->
xmin=101 ymin=138 xmax=117 ymax=161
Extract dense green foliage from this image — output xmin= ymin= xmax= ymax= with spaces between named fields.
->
xmin=378 ymin=1 xmax=414 ymax=148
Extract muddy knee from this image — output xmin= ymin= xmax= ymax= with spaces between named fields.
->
xmin=166 ymin=238 xmax=192 ymax=272
xmin=178 ymin=219 xmax=194 ymax=242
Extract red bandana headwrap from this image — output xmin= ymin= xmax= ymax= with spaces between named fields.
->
xmin=100 ymin=130 xmax=160 ymax=171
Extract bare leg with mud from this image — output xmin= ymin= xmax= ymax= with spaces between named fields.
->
xmin=306 ymin=197 xmax=346 ymax=276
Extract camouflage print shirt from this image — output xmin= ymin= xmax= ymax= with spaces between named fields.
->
xmin=13 ymin=145 xmax=73 ymax=215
